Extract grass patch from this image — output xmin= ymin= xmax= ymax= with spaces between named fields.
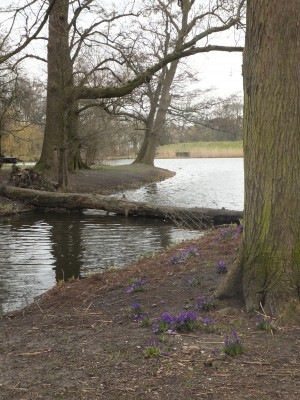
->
xmin=157 ymin=141 xmax=243 ymax=158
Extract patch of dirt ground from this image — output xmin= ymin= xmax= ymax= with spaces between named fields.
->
xmin=0 ymin=229 xmax=299 ymax=400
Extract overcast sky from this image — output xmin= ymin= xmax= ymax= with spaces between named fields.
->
xmin=197 ymin=51 xmax=243 ymax=97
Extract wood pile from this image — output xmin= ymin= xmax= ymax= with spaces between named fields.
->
xmin=8 ymin=167 xmax=58 ymax=191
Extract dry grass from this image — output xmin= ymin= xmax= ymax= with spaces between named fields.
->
xmin=157 ymin=141 xmax=243 ymax=159
xmin=159 ymin=148 xmax=243 ymax=158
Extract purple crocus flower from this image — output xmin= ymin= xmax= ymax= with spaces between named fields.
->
xmin=131 ymin=303 xmax=142 ymax=312
xmin=215 ymin=260 xmax=228 ymax=274
xmin=161 ymin=313 xmax=176 ymax=325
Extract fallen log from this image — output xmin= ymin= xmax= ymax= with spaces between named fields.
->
xmin=0 ymin=185 xmax=243 ymax=225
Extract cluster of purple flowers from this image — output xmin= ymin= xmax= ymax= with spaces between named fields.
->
xmin=170 ymin=247 xmax=200 ymax=265
xmin=176 ymin=312 xmax=199 ymax=332
xmin=202 ymin=317 xmax=216 ymax=325
xmin=220 ymin=225 xmax=243 ymax=240
xmin=224 ymin=331 xmax=240 ymax=347
xmin=126 ymin=278 xmax=147 ymax=293
xmin=161 ymin=312 xmax=177 ymax=325
xmin=215 ymin=260 xmax=228 ymax=274
xmin=153 ymin=313 xmax=175 ymax=334
xmin=131 ymin=303 xmax=143 ymax=314
xmin=131 ymin=303 xmax=151 ymax=326
xmin=196 ymin=295 xmax=219 ymax=311
xmin=153 ymin=311 xmax=199 ymax=333
xmin=223 ymin=331 xmax=244 ymax=356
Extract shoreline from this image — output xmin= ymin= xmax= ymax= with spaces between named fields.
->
xmin=0 ymin=164 xmax=175 ymax=217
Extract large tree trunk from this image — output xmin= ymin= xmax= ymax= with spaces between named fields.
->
xmin=216 ymin=0 xmax=300 ymax=320
xmin=36 ymin=0 xmax=84 ymax=173
xmin=36 ymin=0 xmax=71 ymax=171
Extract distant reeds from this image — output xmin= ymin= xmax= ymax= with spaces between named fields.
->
xmin=157 ymin=141 xmax=243 ymax=159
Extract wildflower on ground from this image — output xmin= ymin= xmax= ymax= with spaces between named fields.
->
xmin=196 ymin=295 xmax=219 ymax=311
xmin=256 ymin=315 xmax=276 ymax=332
xmin=219 ymin=225 xmax=242 ymax=240
xmin=153 ymin=313 xmax=176 ymax=334
xmin=201 ymin=316 xmax=217 ymax=332
xmin=131 ymin=303 xmax=143 ymax=314
xmin=127 ymin=277 xmax=147 ymax=293
xmin=185 ymin=247 xmax=200 ymax=257
xmin=170 ymin=247 xmax=200 ymax=265
xmin=137 ymin=314 xmax=151 ymax=327
xmin=153 ymin=312 xmax=199 ymax=334
xmin=144 ymin=339 xmax=168 ymax=358
xmin=175 ymin=312 xmax=199 ymax=333
xmin=144 ymin=339 xmax=161 ymax=358
xmin=223 ymin=331 xmax=244 ymax=356
xmin=215 ymin=260 xmax=228 ymax=274
xmin=202 ymin=317 xmax=216 ymax=325
xmin=170 ymin=254 xmax=184 ymax=265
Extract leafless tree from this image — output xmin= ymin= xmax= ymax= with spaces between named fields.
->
xmin=36 ymin=0 xmax=245 ymax=171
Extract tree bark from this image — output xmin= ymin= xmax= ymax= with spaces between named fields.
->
xmin=138 ymin=61 xmax=179 ymax=165
xmin=36 ymin=0 xmax=71 ymax=171
xmin=0 ymin=185 xmax=243 ymax=225
xmin=133 ymin=77 xmax=164 ymax=164
xmin=216 ymin=0 xmax=300 ymax=321
xmin=36 ymin=0 xmax=85 ymax=173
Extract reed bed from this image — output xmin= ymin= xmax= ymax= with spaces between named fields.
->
xmin=157 ymin=141 xmax=243 ymax=159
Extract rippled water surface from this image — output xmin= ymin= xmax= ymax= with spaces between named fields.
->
xmin=0 ymin=158 xmax=243 ymax=313
xmin=112 ymin=158 xmax=244 ymax=210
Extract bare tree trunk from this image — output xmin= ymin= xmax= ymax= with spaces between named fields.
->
xmin=36 ymin=0 xmax=70 ymax=171
xmin=216 ymin=0 xmax=300 ymax=321
xmin=134 ymin=76 xmax=164 ymax=164
xmin=137 ymin=61 xmax=179 ymax=165
xmin=36 ymin=0 xmax=85 ymax=173
xmin=66 ymin=102 xmax=87 ymax=170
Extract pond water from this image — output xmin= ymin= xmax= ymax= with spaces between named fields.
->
xmin=111 ymin=158 xmax=244 ymax=210
xmin=0 ymin=158 xmax=244 ymax=313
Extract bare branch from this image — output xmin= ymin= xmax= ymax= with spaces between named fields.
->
xmin=0 ymin=0 xmax=58 ymax=65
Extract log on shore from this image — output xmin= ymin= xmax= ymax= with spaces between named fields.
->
xmin=0 ymin=185 xmax=243 ymax=225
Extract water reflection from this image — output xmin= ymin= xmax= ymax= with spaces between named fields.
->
xmin=50 ymin=215 xmax=84 ymax=281
xmin=0 ymin=215 xmax=55 ymax=313
xmin=0 ymin=210 xmax=199 ymax=313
